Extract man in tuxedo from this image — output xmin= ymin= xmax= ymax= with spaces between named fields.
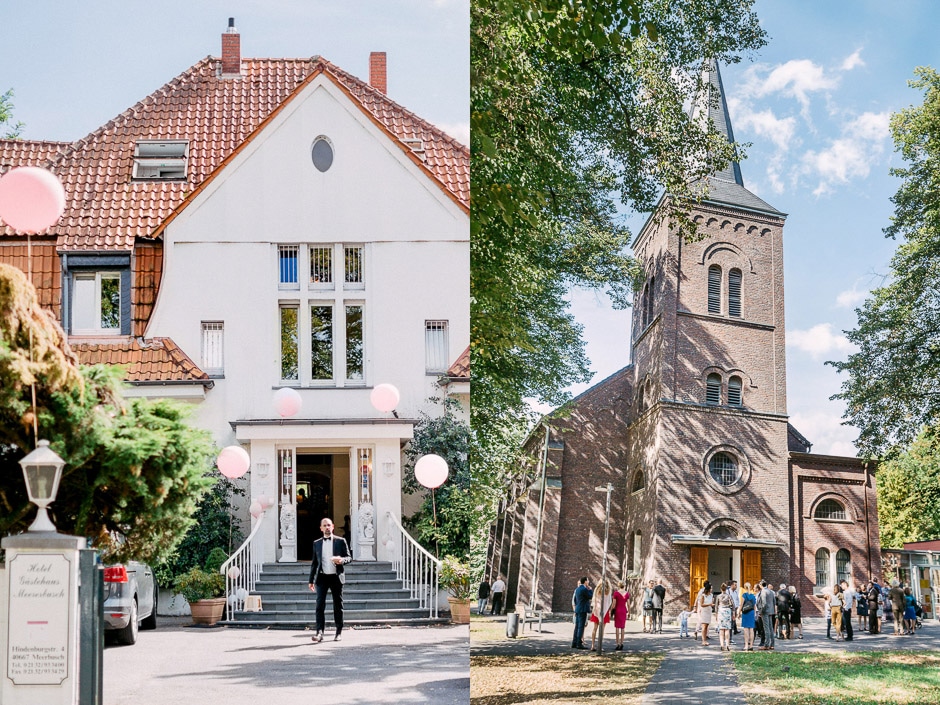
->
xmin=308 ymin=517 xmax=352 ymax=642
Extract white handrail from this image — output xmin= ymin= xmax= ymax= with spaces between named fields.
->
xmin=385 ymin=511 xmax=441 ymax=619
xmin=220 ymin=511 xmax=266 ymax=621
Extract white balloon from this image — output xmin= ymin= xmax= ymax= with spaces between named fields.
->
xmin=235 ymin=588 xmax=249 ymax=601
xmin=249 ymin=500 xmax=264 ymax=518
xmin=227 ymin=594 xmax=238 ymax=606
xmin=227 ymin=566 xmax=241 ymax=579
xmin=370 ymin=383 xmax=400 ymax=413
xmin=414 ymin=454 xmax=449 ymax=489
xmin=217 ymin=446 xmax=250 ymax=479
xmin=273 ymin=387 xmax=302 ymax=417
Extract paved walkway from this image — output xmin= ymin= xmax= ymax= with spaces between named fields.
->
xmin=471 ymin=613 xmax=940 ymax=702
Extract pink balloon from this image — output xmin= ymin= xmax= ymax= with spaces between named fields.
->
xmin=370 ymin=383 xmax=400 ymax=413
xmin=249 ymin=500 xmax=264 ymax=518
xmin=0 ymin=167 xmax=66 ymax=233
xmin=217 ymin=445 xmax=250 ymax=479
xmin=260 ymin=495 xmax=276 ymax=510
xmin=414 ymin=454 xmax=449 ymax=489
xmin=273 ymin=387 xmax=302 ymax=417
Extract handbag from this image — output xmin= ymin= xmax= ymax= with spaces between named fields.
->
xmin=643 ymin=599 xmax=654 ymax=610
xmin=741 ymin=599 xmax=754 ymax=614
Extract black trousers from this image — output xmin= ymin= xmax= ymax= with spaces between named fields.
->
xmin=491 ymin=591 xmax=505 ymax=615
xmin=842 ymin=609 xmax=853 ymax=640
xmin=869 ymin=603 xmax=880 ymax=633
xmin=315 ymin=573 xmax=344 ymax=633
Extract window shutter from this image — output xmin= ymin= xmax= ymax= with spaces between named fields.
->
xmin=728 ymin=376 xmax=742 ymax=406
xmin=708 ymin=265 xmax=721 ymax=314
xmin=728 ymin=268 xmax=742 ymax=317
xmin=705 ymin=374 xmax=721 ymax=405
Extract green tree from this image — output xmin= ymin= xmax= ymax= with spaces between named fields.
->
xmin=471 ymin=0 xmax=767 ymax=533
xmin=1 ymin=89 xmax=24 ymax=138
xmin=829 ymin=67 xmax=940 ymax=458
xmin=0 ymin=264 xmax=215 ymax=564
xmin=403 ymin=397 xmax=470 ymax=559
xmin=877 ymin=426 xmax=940 ymax=548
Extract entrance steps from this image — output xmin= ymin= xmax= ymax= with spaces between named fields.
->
xmin=221 ymin=561 xmax=448 ymax=629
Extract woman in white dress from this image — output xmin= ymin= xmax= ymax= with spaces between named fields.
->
xmin=694 ymin=580 xmax=714 ymax=646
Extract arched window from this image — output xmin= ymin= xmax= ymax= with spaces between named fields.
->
xmin=646 ymin=276 xmax=655 ymax=326
xmin=632 ymin=532 xmax=642 ymax=574
xmin=708 ymin=265 xmax=722 ymax=314
xmin=706 ymin=373 xmax=721 ymax=405
xmin=637 ymin=384 xmax=645 ymax=412
xmin=631 ymin=470 xmax=646 ymax=493
xmin=814 ymin=498 xmax=847 ymax=520
xmin=727 ymin=376 xmax=743 ymax=406
xmin=836 ymin=549 xmax=851 ymax=585
xmin=815 ymin=548 xmax=830 ymax=588
xmin=641 ymin=282 xmax=650 ymax=328
xmin=708 ymin=452 xmax=738 ymax=486
xmin=710 ymin=524 xmax=738 ymax=540
xmin=728 ymin=268 xmax=742 ymax=317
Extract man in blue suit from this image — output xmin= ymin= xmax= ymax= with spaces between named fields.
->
xmin=308 ymin=517 xmax=352 ymax=642
xmin=571 ymin=577 xmax=593 ymax=649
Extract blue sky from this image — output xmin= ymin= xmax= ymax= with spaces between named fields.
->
xmin=0 ymin=0 xmax=469 ymax=145
xmin=566 ymin=0 xmax=940 ymax=455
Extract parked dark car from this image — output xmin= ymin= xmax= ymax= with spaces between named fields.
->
xmin=103 ymin=561 xmax=157 ymax=645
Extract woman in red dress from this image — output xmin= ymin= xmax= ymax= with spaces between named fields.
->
xmin=610 ymin=580 xmax=631 ymax=650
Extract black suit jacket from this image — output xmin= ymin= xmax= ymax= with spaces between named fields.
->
xmin=308 ymin=535 xmax=352 ymax=585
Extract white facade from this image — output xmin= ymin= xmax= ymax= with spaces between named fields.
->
xmin=142 ymin=74 xmax=469 ymax=563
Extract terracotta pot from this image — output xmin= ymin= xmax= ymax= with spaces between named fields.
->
xmin=189 ymin=598 xmax=226 ymax=625
xmin=448 ymin=597 xmax=471 ymax=624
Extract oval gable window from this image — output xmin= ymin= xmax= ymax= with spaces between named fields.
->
xmin=311 ymin=137 xmax=334 ymax=172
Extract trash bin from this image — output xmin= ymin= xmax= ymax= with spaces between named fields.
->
xmin=506 ymin=613 xmax=519 ymax=638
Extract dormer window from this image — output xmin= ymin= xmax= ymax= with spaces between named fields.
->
xmin=133 ymin=140 xmax=188 ymax=180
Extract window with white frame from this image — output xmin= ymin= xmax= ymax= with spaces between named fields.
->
xmin=425 ymin=320 xmax=449 ymax=374
xmin=72 ymin=272 xmax=122 ymax=334
xmin=201 ymin=321 xmax=224 ymax=376
xmin=310 ymin=247 xmax=333 ymax=288
xmin=279 ymin=245 xmax=299 ymax=288
xmin=345 ymin=304 xmax=364 ymax=381
xmin=133 ymin=140 xmax=188 ymax=180
xmin=310 ymin=304 xmax=334 ymax=380
xmin=280 ymin=305 xmax=299 ymax=381
xmin=344 ymin=246 xmax=364 ymax=289
xmin=815 ymin=548 xmax=830 ymax=589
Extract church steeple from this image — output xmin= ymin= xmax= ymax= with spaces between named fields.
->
xmin=691 ymin=60 xmax=784 ymax=217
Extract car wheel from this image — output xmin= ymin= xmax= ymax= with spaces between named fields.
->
xmin=115 ymin=599 xmax=138 ymax=646
xmin=140 ymin=585 xmax=160 ymax=629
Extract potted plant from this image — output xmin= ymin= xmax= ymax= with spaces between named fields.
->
xmin=173 ymin=555 xmax=227 ymax=625
xmin=440 ymin=555 xmax=472 ymax=624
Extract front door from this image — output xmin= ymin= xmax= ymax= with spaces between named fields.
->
xmin=296 ymin=455 xmax=332 ymax=561
xmin=690 ymin=547 xmax=708 ymax=608
xmin=689 ymin=547 xmax=762 ymax=607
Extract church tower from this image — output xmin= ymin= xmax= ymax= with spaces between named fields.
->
xmin=626 ymin=60 xmax=791 ymax=605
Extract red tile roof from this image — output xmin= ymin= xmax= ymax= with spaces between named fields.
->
xmin=0 ymin=56 xmax=468 ymax=250
xmin=71 ymin=337 xmax=209 ymax=382
xmin=446 ymin=345 xmax=470 ymax=380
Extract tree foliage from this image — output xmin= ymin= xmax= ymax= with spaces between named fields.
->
xmin=471 ymin=0 xmax=767 ymax=532
xmin=1 ymin=89 xmax=24 ymax=139
xmin=829 ymin=67 xmax=940 ymax=458
xmin=0 ymin=264 xmax=215 ymax=564
xmin=403 ymin=397 xmax=470 ymax=559
xmin=877 ymin=425 xmax=940 ymax=548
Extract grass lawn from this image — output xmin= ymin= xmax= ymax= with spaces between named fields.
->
xmin=470 ymin=653 xmax=664 ymax=705
xmin=732 ymin=651 xmax=940 ymax=705
xmin=470 ymin=616 xmax=509 ymax=643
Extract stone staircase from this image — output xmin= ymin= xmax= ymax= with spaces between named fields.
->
xmin=222 ymin=561 xmax=448 ymax=628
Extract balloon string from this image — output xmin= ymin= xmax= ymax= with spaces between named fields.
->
xmin=28 ymin=232 xmax=38 ymax=444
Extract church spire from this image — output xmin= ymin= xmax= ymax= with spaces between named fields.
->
xmin=703 ymin=59 xmax=744 ymax=186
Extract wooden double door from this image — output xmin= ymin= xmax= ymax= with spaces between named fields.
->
xmin=689 ymin=547 xmax=762 ymax=607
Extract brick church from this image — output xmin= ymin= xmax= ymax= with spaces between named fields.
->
xmin=485 ymin=62 xmax=880 ymax=619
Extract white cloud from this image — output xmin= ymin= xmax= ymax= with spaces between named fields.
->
xmin=835 ymin=286 xmax=867 ymax=309
xmin=802 ymin=111 xmax=890 ymax=195
xmin=841 ymin=49 xmax=865 ymax=71
xmin=787 ymin=323 xmax=856 ymax=357
xmin=436 ymin=121 xmax=469 ymax=146
xmin=733 ymin=104 xmax=797 ymax=151
xmin=789 ymin=408 xmax=858 ymax=456
xmin=747 ymin=59 xmax=839 ymax=109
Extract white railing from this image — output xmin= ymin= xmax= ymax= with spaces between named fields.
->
xmin=386 ymin=511 xmax=441 ymax=619
xmin=220 ymin=511 xmax=266 ymax=621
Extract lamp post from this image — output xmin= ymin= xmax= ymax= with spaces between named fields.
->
xmin=19 ymin=439 xmax=66 ymax=533
xmin=594 ymin=482 xmax=613 ymax=655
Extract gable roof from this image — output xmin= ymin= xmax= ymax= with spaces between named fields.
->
xmin=71 ymin=337 xmax=210 ymax=383
xmin=446 ymin=345 xmax=470 ymax=381
xmin=1 ymin=56 xmax=468 ymax=250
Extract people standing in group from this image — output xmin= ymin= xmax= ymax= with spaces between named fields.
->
xmin=588 ymin=578 xmax=613 ymax=651
xmin=788 ymin=586 xmax=803 ymax=639
xmin=775 ymin=583 xmax=791 ymax=640
xmin=694 ymin=580 xmax=714 ymax=646
xmin=308 ymin=517 xmax=352 ymax=643
xmin=840 ymin=580 xmax=855 ymax=641
xmin=739 ymin=582 xmax=757 ymax=651
xmin=830 ymin=583 xmax=845 ymax=641
xmin=867 ymin=578 xmax=882 ymax=634
xmin=757 ymin=580 xmax=776 ymax=650
xmin=642 ymin=580 xmax=655 ymax=633
xmin=652 ymin=579 xmax=666 ymax=634
xmin=490 ymin=575 xmax=506 ymax=616
xmin=903 ymin=586 xmax=917 ymax=635
xmin=477 ymin=578 xmax=490 ymax=616
xmin=610 ymin=581 xmax=630 ymax=651
xmin=727 ymin=580 xmax=741 ymax=638
xmin=571 ymin=577 xmax=593 ymax=649
xmin=716 ymin=582 xmax=735 ymax=651
xmin=856 ymin=581 xmax=869 ymax=632
xmin=889 ymin=579 xmax=906 ymax=635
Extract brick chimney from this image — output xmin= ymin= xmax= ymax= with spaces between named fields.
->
xmin=221 ymin=17 xmax=241 ymax=76
xmin=369 ymin=52 xmax=387 ymax=94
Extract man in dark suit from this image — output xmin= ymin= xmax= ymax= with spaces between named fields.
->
xmin=308 ymin=517 xmax=351 ymax=642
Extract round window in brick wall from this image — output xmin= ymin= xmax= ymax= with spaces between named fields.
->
xmin=702 ymin=445 xmax=751 ymax=495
